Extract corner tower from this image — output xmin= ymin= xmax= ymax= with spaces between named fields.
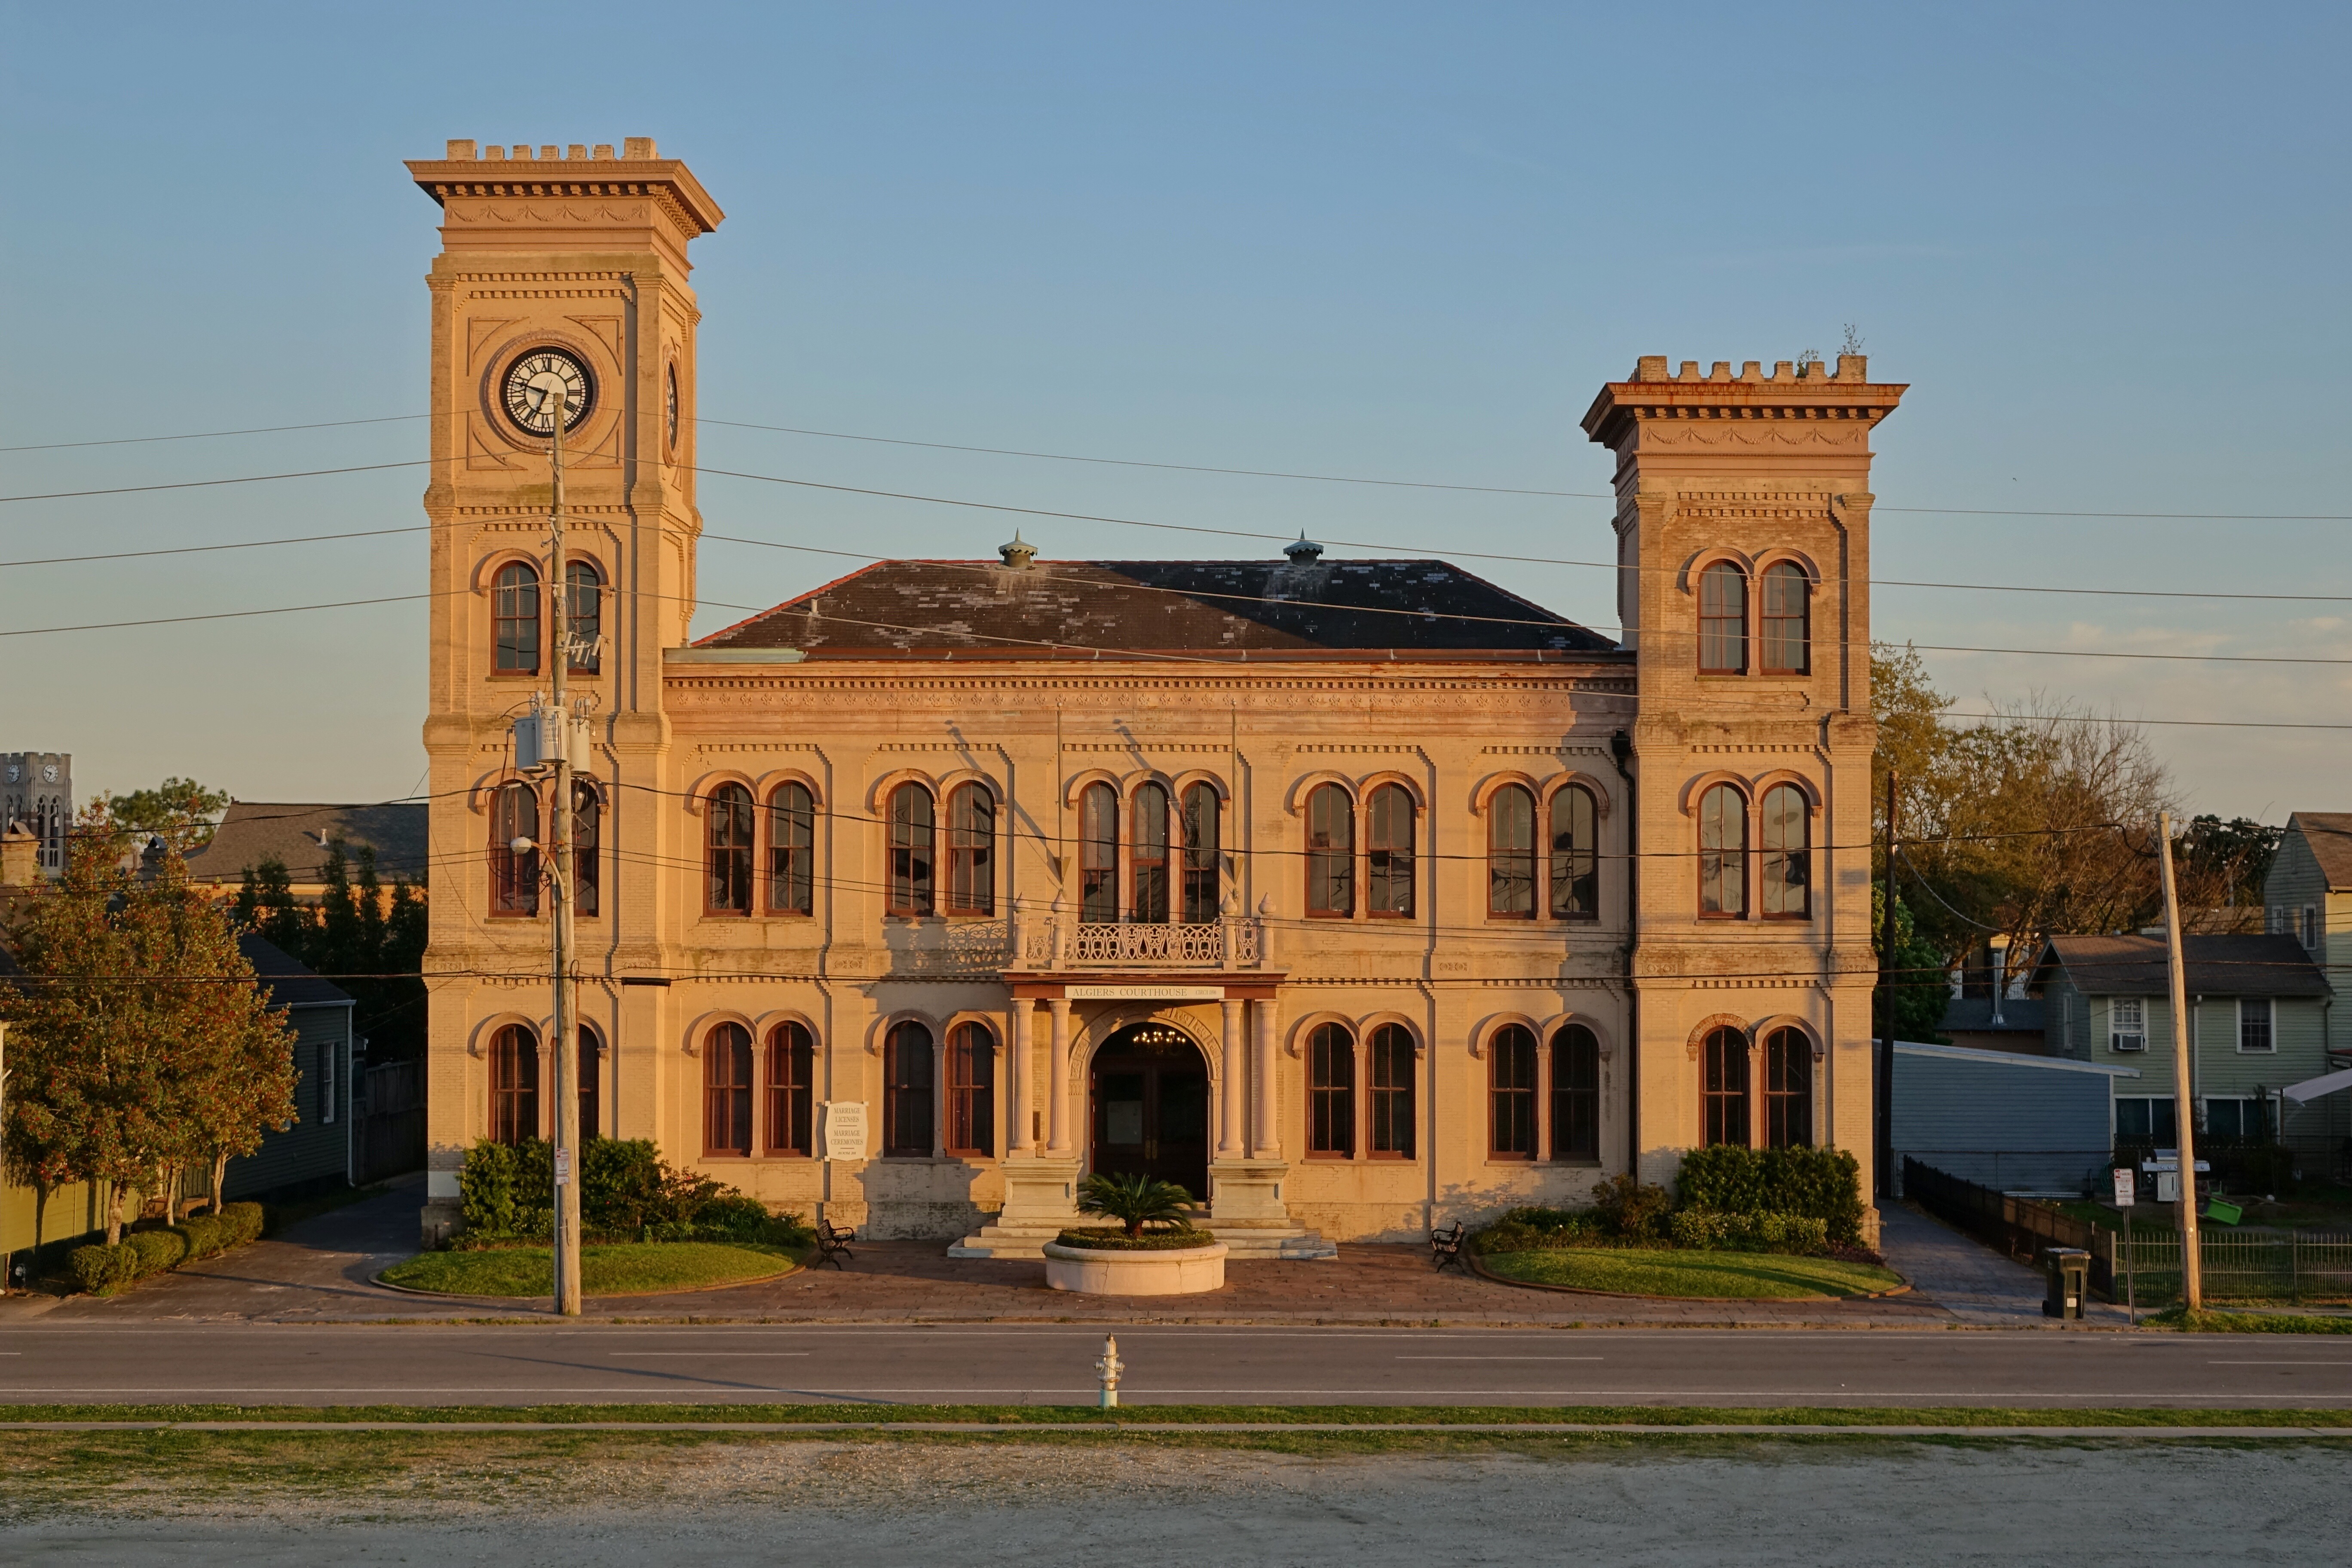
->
xmin=1583 ymin=355 xmax=1906 ymax=1204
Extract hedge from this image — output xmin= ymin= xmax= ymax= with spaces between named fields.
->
xmin=1666 ymin=1209 xmax=1830 ymax=1253
xmin=1672 ymin=1146 xmax=1865 ymax=1243
xmin=457 ymin=1137 xmax=809 ymax=1246
xmin=64 ymin=1200 xmax=270 ymax=1296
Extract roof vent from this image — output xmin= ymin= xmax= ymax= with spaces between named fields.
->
xmin=998 ymin=532 xmax=1037 ymax=570
xmin=1283 ymin=533 xmax=1323 ymax=564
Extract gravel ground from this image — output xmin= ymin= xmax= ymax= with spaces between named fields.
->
xmin=5 ymin=1438 xmax=2347 ymax=1565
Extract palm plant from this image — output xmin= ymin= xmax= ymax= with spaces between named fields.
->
xmin=1076 ymin=1172 xmax=1197 ymax=1239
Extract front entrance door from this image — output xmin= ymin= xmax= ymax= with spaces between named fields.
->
xmin=1089 ymin=1022 xmax=1211 ymax=1200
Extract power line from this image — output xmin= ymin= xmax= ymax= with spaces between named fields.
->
xmin=0 ymin=460 xmax=431 ymax=504
xmin=0 ymin=415 xmax=428 ymax=455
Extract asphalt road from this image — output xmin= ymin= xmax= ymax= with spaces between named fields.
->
xmin=3 ymin=1323 xmax=2350 ymax=1407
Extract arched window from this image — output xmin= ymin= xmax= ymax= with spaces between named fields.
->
xmin=1698 ymin=560 xmax=1748 ymax=674
xmin=947 ymin=781 xmax=996 ymax=916
xmin=1763 ymin=1027 xmax=1813 ymax=1149
xmin=706 ymin=783 xmax=755 ymax=915
xmin=1489 ymin=1024 xmax=1537 ymax=1158
xmin=490 ymin=782 xmax=540 ymax=916
xmin=884 ymin=1020 xmax=935 ymax=1157
xmin=1760 ymin=561 xmax=1810 ymax=675
xmin=493 ymin=561 xmax=541 ymax=674
xmin=767 ymin=781 xmax=815 ymax=916
xmin=1701 ymin=1026 xmax=1750 ymax=1147
xmin=704 ymin=1021 xmax=753 ymax=1156
xmin=1367 ymin=784 xmax=1416 ymax=918
xmin=1181 ymin=781 xmax=1222 ymax=923
xmin=888 ymin=783 xmax=937 ymax=917
xmin=1699 ymin=783 xmax=1748 ymax=918
xmin=1548 ymin=784 xmax=1598 ymax=920
xmin=1760 ymin=784 xmax=1810 ymax=920
xmin=1550 ymin=1023 xmax=1600 ymax=1163
xmin=1368 ymin=1023 xmax=1416 ymax=1159
xmin=1487 ymin=784 xmax=1536 ymax=918
xmin=577 ymin=1025 xmax=602 ymax=1141
xmin=489 ymin=1023 xmax=539 ymax=1145
xmin=1306 ymin=1022 xmax=1355 ymax=1158
xmin=1306 ymin=784 xmax=1354 ymax=918
xmin=764 ymin=1020 xmax=817 ymax=1157
xmin=946 ymin=1020 xmax=996 ymax=1158
xmin=1130 ymin=782 xmax=1170 ymax=923
xmin=573 ymin=779 xmax=602 ymax=919
xmin=1079 ymin=782 xmax=1118 ymax=922
xmin=564 ymin=559 xmax=603 ymax=674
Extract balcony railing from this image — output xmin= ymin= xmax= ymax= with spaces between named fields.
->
xmin=1016 ymin=902 xmax=1265 ymax=970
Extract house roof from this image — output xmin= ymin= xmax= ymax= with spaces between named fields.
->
xmin=1937 ymin=996 xmax=2048 ymax=1035
xmin=692 ymin=557 xmax=1620 ymax=659
xmin=2288 ymin=812 xmax=2352 ymax=892
xmin=2034 ymin=933 xmax=2331 ymax=998
xmin=182 ymin=801 xmax=429 ymax=887
xmin=239 ymin=932 xmax=352 ymax=1010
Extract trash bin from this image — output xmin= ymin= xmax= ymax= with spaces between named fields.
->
xmin=2043 ymin=1247 xmax=2090 ymax=1320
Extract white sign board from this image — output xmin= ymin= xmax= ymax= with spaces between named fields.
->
xmin=822 ymin=1100 xmax=868 ymax=1162
xmin=1065 ymin=984 xmax=1226 ymax=1001
xmin=2111 ymin=1167 xmax=2134 ymax=1208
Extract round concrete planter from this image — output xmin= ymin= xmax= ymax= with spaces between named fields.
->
xmin=1041 ymin=1239 xmax=1228 ymax=1295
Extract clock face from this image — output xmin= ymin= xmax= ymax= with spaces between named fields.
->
xmin=665 ymin=363 xmax=680 ymax=452
xmin=500 ymin=349 xmax=594 ymax=437
xmin=41 ymin=765 xmax=58 ymax=783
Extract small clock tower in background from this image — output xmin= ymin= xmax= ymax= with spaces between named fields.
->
xmin=0 ymin=751 xmax=73 ymax=877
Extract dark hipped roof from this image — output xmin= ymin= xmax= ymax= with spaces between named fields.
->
xmin=239 ymin=932 xmax=352 ymax=1010
xmin=2036 ymin=934 xmax=2331 ymax=998
xmin=694 ymin=558 xmax=1617 ymax=658
xmin=183 ymin=802 xmax=429 ymax=886
xmin=2288 ymin=812 xmax=2352 ymax=891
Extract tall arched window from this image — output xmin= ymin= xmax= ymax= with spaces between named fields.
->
xmin=884 ymin=1020 xmax=935 ymax=1157
xmin=1698 ymin=560 xmax=1748 ymax=674
xmin=1079 ymin=782 xmax=1118 ymax=922
xmin=888 ymin=782 xmax=937 ymax=916
xmin=489 ymin=1023 xmax=539 ymax=1145
xmin=1489 ymin=1024 xmax=1537 ymax=1159
xmin=577 ymin=1025 xmax=602 ymax=1141
xmin=1306 ymin=784 xmax=1355 ymax=918
xmin=1306 ymin=1022 xmax=1355 ymax=1158
xmin=1548 ymin=784 xmax=1598 ymax=920
xmin=564 ymin=559 xmax=603 ymax=674
xmin=1699 ymin=783 xmax=1748 ymax=918
xmin=767 ymin=781 xmax=815 ymax=916
xmin=573 ymin=779 xmax=601 ymax=919
xmin=1368 ymin=1023 xmax=1416 ymax=1159
xmin=946 ymin=782 xmax=996 ymax=916
xmin=1367 ymin=784 xmax=1416 ymax=918
xmin=490 ymin=782 xmax=540 ymax=916
xmin=706 ymin=783 xmax=755 ymax=915
xmin=704 ymin=1021 xmax=753 ymax=1156
xmin=1488 ymin=784 xmax=1536 ymax=918
xmin=946 ymin=1020 xmax=997 ymax=1158
xmin=764 ymin=1020 xmax=817 ymax=1157
xmin=1760 ymin=783 xmax=1811 ymax=920
xmin=1550 ymin=1023 xmax=1600 ymax=1163
xmin=1701 ymin=1026 xmax=1750 ymax=1147
xmin=1130 ymin=782 xmax=1170 ymax=923
xmin=1759 ymin=561 xmax=1810 ymax=675
xmin=1763 ymin=1027 xmax=1813 ymax=1149
xmin=493 ymin=561 xmax=541 ymax=674
xmin=1181 ymin=781 xmax=1221 ymax=923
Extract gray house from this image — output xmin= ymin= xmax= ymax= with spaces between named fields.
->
xmin=228 ymin=933 xmax=358 ymax=1199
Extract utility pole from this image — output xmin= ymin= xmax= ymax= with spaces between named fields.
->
xmin=1876 ymin=768 xmax=1898 ymax=1199
xmin=546 ymin=384 xmax=581 ymax=1318
xmin=2156 ymin=810 xmax=2202 ymax=1311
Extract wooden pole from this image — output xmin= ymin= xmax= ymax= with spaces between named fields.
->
xmin=548 ymin=386 xmax=581 ymax=1318
xmin=2156 ymin=810 xmax=2202 ymax=1312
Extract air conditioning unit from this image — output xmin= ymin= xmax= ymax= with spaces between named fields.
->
xmin=2110 ymin=1033 xmax=2146 ymax=1053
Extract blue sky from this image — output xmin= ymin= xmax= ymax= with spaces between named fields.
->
xmin=1 ymin=3 xmax=2345 ymax=819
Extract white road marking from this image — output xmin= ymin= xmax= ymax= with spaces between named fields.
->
xmin=2208 ymin=1361 xmax=2352 ymax=1366
xmin=620 ymin=1353 xmax=811 ymax=1358
xmin=1395 ymin=1357 xmax=1604 ymax=1362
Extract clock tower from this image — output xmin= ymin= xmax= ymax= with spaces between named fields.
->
xmin=407 ymin=139 xmax=724 ymax=1221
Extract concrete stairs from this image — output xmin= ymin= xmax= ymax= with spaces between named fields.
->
xmin=951 ymin=1207 xmax=1336 ymax=1261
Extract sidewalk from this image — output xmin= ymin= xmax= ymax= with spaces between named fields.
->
xmin=1876 ymin=1200 xmax=2132 ymax=1326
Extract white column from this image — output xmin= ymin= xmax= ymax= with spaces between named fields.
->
xmin=1251 ymin=995 xmax=1279 ymax=1158
xmin=1047 ymin=997 xmax=1074 ymax=1154
xmin=1217 ymin=996 xmax=1244 ymax=1157
xmin=1007 ymin=999 xmax=1033 ymax=1154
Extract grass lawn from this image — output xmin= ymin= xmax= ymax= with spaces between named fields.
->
xmin=380 ymin=1241 xmax=799 ymax=1298
xmin=1481 ymin=1247 xmax=1904 ymax=1299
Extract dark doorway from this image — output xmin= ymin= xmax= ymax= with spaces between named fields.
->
xmin=1088 ymin=1022 xmax=1212 ymax=1200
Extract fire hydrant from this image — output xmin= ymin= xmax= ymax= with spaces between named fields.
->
xmin=1096 ymin=1333 xmax=1124 ymax=1409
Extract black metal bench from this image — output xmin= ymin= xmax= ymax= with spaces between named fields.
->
xmin=1430 ymin=1220 xmax=1467 ymax=1273
xmin=815 ymin=1217 xmax=856 ymax=1270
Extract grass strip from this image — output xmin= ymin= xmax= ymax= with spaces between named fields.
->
xmin=2150 ymin=1307 xmax=2352 ymax=1334
xmin=380 ymin=1241 xmax=799 ymax=1298
xmin=1479 ymin=1247 xmax=1904 ymax=1299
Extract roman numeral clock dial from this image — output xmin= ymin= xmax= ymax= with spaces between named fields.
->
xmin=501 ymin=349 xmax=594 ymax=436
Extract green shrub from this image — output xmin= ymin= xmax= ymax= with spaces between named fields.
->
xmin=692 ymin=1194 xmax=773 ymax=1240
xmin=1674 ymin=1147 xmax=1865 ymax=1243
xmin=125 ymin=1228 xmax=187 ymax=1277
xmin=460 ymin=1137 xmax=771 ymax=1241
xmin=1471 ymin=1206 xmax=1611 ymax=1255
xmin=68 ymin=1244 xmax=138 ymax=1294
xmin=1667 ymin=1208 xmax=1830 ymax=1253
xmin=217 ymin=1202 xmax=265 ymax=1246
xmin=1591 ymin=1173 xmax=1674 ymax=1242
xmin=172 ymin=1215 xmax=224 ymax=1260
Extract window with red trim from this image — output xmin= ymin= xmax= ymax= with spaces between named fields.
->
xmin=1698 ymin=561 xmax=1748 ymax=674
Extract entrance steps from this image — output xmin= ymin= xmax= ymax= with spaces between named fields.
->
xmin=951 ymin=1210 xmax=1337 ymax=1262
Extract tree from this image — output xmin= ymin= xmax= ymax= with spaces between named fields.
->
xmin=233 ymin=842 xmax=427 ymax=1062
xmin=1075 ymin=1171 xmax=1196 ymax=1239
xmin=99 ymin=778 xmax=229 ymax=853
